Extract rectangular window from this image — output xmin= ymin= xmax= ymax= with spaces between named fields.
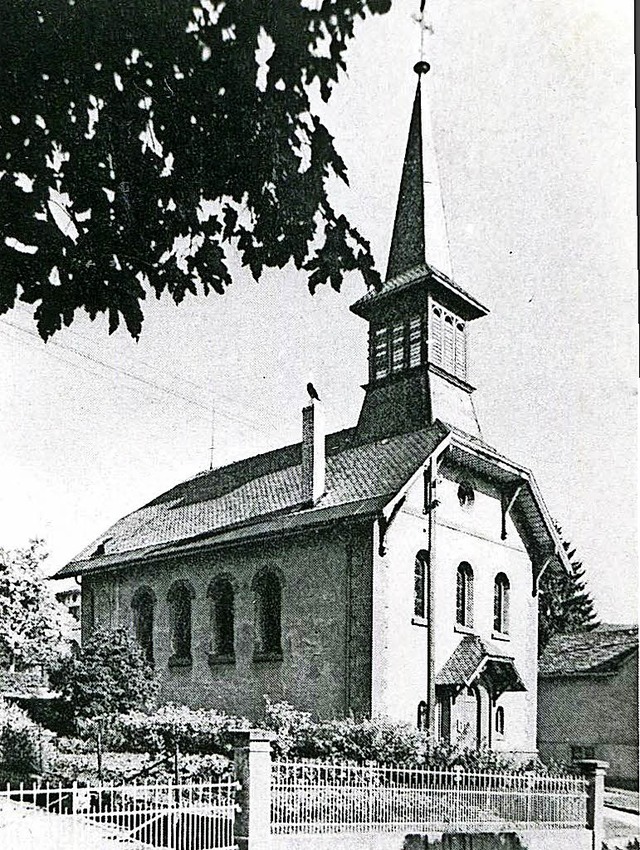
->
xmin=409 ymin=315 xmax=421 ymax=368
xmin=391 ymin=322 xmax=405 ymax=372
xmin=454 ymin=321 xmax=467 ymax=380
xmin=374 ymin=327 xmax=389 ymax=380
xmin=443 ymin=315 xmax=455 ymax=373
xmin=429 ymin=306 xmax=443 ymax=366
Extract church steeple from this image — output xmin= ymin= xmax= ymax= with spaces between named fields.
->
xmin=386 ymin=62 xmax=452 ymax=281
xmin=351 ymin=62 xmax=489 ymax=445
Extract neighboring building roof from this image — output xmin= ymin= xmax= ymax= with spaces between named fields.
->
xmin=539 ymin=626 xmax=639 ymax=677
xmin=436 ymin=635 xmax=526 ymax=695
xmin=55 ymin=423 xmax=450 ymax=578
xmin=0 ymin=669 xmax=56 ymax=700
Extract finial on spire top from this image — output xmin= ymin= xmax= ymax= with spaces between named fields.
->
xmin=413 ymin=60 xmax=431 ymax=76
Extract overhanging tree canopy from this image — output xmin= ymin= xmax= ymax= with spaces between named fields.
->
xmin=0 ymin=1 xmax=389 ymax=340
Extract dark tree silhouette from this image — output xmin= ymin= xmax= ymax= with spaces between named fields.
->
xmin=538 ymin=528 xmax=599 ymax=654
xmin=0 ymin=1 xmax=389 ymax=340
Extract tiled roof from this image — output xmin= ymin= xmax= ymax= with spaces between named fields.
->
xmin=350 ymin=263 xmax=489 ymax=321
xmin=436 ymin=635 xmax=526 ymax=695
xmin=55 ymin=423 xmax=450 ymax=578
xmin=539 ymin=626 xmax=638 ymax=677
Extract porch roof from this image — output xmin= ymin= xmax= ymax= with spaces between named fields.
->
xmin=436 ymin=635 xmax=526 ymax=697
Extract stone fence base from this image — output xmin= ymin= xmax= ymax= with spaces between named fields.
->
xmin=271 ymin=830 xmax=591 ymax=850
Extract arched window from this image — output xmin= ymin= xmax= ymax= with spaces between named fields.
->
xmin=131 ymin=587 xmax=155 ymax=664
xmin=253 ymin=570 xmax=282 ymax=658
xmin=414 ymin=551 xmax=428 ymax=619
xmin=168 ymin=581 xmax=194 ymax=664
xmin=208 ymin=575 xmax=235 ymax=658
xmin=494 ymin=573 xmax=510 ymax=634
xmin=417 ymin=700 xmax=428 ymax=731
xmin=495 ymin=706 xmax=505 ymax=737
xmin=456 ymin=562 xmax=474 ymax=628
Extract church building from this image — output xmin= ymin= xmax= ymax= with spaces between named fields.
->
xmin=56 ymin=61 xmax=570 ymax=754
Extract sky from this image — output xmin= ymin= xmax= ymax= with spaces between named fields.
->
xmin=0 ymin=0 xmax=637 ymax=622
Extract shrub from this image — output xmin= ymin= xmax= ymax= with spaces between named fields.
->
xmin=0 ymin=698 xmax=54 ymax=781
xmin=263 ymin=699 xmax=552 ymax=773
xmin=101 ymin=704 xmax=250 ymax=756
xmin=48 ymin=627 xmax=159 ymax=726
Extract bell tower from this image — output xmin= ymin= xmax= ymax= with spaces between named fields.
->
xmin=352 ymin=61 xmax=489 ymax=444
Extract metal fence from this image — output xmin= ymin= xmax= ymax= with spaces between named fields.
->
xmin=271 ymin=759 xmax=588 ymax=834
xmin=1 ymin=776 xmax=238 ymax=849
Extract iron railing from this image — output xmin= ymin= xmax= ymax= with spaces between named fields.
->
xmin=271 ymin=759 xmax=588 ymax=834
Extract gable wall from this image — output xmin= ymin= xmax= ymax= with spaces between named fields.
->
xmin=537 ymin=650 xmax=639 ymax=785
xmin=372 ymin=467 xmax=538 ymax=752
xmin=81 ymin=523 xmax=373 ymax=722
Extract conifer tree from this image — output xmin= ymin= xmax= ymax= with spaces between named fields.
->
xmin=538 ymin=528 xmax=599 ymax=654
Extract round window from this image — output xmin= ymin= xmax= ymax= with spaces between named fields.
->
xmin=458 ymin=481 xmax=475 ymax=507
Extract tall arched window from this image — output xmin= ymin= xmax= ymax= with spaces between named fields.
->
xmin=131 ymin=587 xmax=155 ymax=664
xmin=456 ymin=562 xmax=474 ymax=628
xmin=494 ymin=573 xmax=510 ymax=634
xmin=168 ymin=580 xmax=194 ymax=664
xmin=253 ymin=570 xmax=282 ymax=658
xmin=208 ymin=575 xmax=235 ymax=659
xmin=414 ymin=551 xmax=428 ymax=619
xmin=417 ymin=701 xmax=428 ymax=731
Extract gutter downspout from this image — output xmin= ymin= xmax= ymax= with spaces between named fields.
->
xmin=425 ymin=457 xmax=438 ymax=736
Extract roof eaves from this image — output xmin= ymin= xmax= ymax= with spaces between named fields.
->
xmin=55 ymin=495 xmax=385 ymax=579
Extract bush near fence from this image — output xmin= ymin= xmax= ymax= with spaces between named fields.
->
xmin=263 ymin=699 xmax=560 ymax=774
xmin=0 ymin=698 xmax=55 ymax=782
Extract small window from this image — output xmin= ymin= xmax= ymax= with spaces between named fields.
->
xmin=253 ymin=570 xmax=282 ymax=657
xmin=168 ymin=581 xmax=194 ymax=664
xmin=495 ymin=706 xmax=505 ymax=737
xmin=430 ymin=305 xmax=443 ymax=366
xmin=443 ymin=314 xmax=455 ymax=373
xmin=374 ymin=327 xmax=389 ymax=380
xmin=409 ymin=316 xmax=422 ymax=368
xmin=494 ymin=573 xmax=510 ymax=635
xmin=208 ymin=576 xmax=235 ymax=658
xmin=457 ymin=481 xmax=475 ymax=507
xmin=417 ymin=700 xmax=428 ymax=731
xmin=571 ymin=745 xmax=595 ymax=762
xmin=131 ymin=587 xmax=155 ymax=664
xmin=391 ymin=322 xmax=405 ymax=372
xmin=456 ymin=562 xmax=474 ymax=628
xmin=414 ymin=552 xmax=427 ymax=619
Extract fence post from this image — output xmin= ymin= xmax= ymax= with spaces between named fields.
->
xmin=579 ymin=759 xmax=608 ymax=850
xmin=230 ymin=729 xmax=274 ymax=850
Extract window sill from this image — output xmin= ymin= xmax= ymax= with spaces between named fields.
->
xmin=491 ymin=631 xmax=511 ymax=642
xmin=253 ymin=651 xmax=283 ymax=663
xmin=411 ymin=616 xmax=429 ymax=628
xmin=168 ymin=655 xmax=193 ymax=669
xmin=454 ymin=624 xmax=475 ymax=636
xmin=208 ymin=653 xmax=235 ymax=666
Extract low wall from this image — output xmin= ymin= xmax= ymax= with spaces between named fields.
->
xmin=271 ymin=829 xmax=590 ymax=850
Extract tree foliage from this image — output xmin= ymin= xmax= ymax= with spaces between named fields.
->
xmin=0 ymin=539 xmax=74 ymax=671
xmin=49 ymin=626 xmax=159 ymax=723
xmin=0 ymin=1 xmax=389 ymax=340
xmin=538 ymin=529 xmax=599 ymax=654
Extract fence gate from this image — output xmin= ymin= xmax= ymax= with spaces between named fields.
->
xmin=1 ymin=777 xmax=238 ymax=849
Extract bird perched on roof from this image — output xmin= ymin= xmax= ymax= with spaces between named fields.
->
xmin=307 ymin=382 xmax=321 ymax=401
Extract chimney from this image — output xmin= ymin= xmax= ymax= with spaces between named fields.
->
xmin=301 ymin=398 xmax=325 ymax=505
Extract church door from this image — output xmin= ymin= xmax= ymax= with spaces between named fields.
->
xmin=455 ymin=686 xmax=480 ymax=748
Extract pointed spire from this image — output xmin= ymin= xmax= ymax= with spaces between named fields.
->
xmin=386 ymin=63 xmax=453 ymax=281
